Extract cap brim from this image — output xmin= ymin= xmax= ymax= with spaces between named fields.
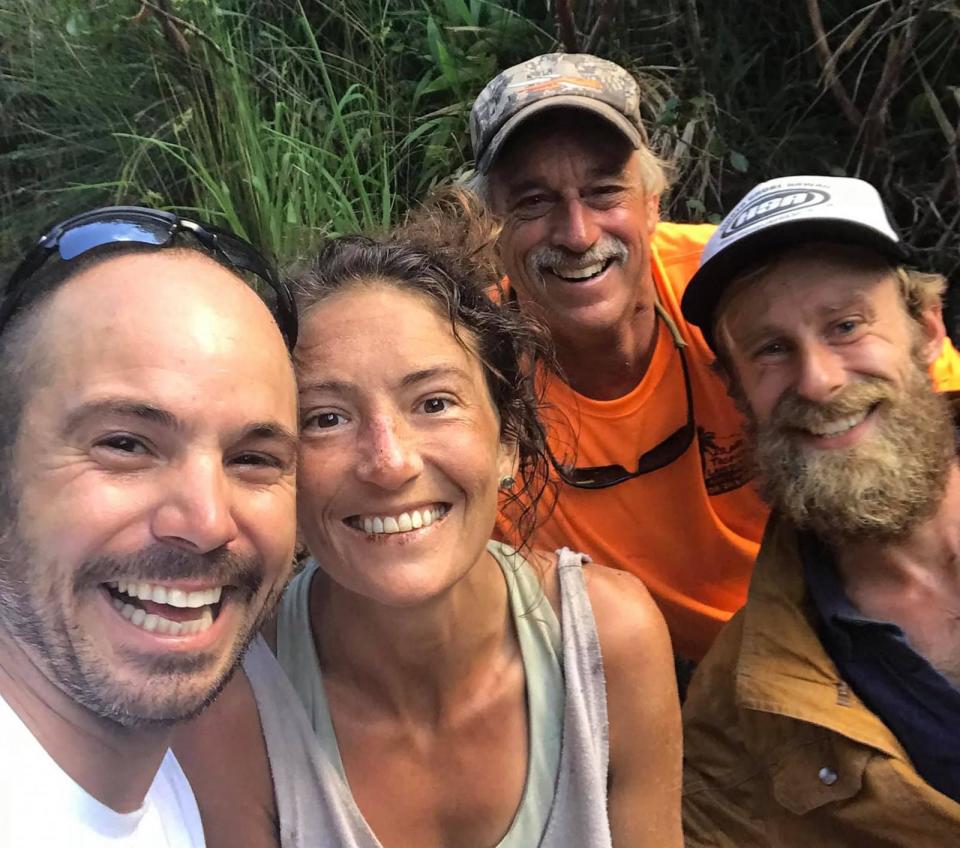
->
xmin=681 ymin=219 xmax=910 ymax=350
xmin=477 ymin=96 xmax=644 ymax=174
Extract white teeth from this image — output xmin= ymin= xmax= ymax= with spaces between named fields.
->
xmin=113 ymin=601 xmax=215 ymax=637
xmin=184 ymin=590 xmax=207 ymax=609
xmin=352 ymin=506 xmax=447 ymax=535
xmin=108 ymin=580 xmax=222 ymax=637
xmin=114 ymin=581 xmax=222 ymax=608
xmin=807 ymin=412 xmax=866 ymax=437
xmin=551 ymin=261 xmax=606 ymax=281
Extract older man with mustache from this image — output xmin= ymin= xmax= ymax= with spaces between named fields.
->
xmin=679 ymin=176 xmax=960 ymax=845
xmin=474 ymin=54 xmax=774 ymax=669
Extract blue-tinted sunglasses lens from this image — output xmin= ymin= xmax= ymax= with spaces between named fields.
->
xmin=57 ymin=217 xmax=171 ymax=261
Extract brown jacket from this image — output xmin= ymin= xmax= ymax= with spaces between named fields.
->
xmin=682 ymin=516 xmax=960 ymax=847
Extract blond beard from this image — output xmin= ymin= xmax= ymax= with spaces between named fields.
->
xmin=749 ymin=355 xmax=956 ymax=543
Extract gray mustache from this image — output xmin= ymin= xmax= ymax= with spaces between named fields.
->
xmin=528 ymin=237 xmax=628 ymax=273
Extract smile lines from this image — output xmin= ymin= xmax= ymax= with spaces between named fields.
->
xmin=346 ymin=504 xmax=450 ymax=535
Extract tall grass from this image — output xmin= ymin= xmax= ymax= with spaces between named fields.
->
xmin=121 ymin=5 xmax=403 ymax=260
xmin=0 ymin=0 xmax=548 ymax=269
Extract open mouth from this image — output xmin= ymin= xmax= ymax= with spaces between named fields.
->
xmin=798 ymin=403 xmax=877 ymax=439
xmin=545 ymin=257 xmax=617 ymax=283
xmin=103 ymin=580 xmax=227 ymax=636
xmin=344 ymin=503 xmax=451 ymax=536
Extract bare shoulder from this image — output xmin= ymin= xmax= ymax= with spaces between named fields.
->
xmin=583 ymin=563 xmax=683 ymax=846
xmin=582 ymin=563 xmax=672 ymax=663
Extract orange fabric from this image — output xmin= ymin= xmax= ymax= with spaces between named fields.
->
xmin=497 ymin=222 xmax=960 ymax=661
xmin=932 ymin=337 xmax=960 ymax=390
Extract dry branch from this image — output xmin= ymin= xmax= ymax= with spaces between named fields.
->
xmin=556 ymin=0 xmax=580 ymax=52
xmin=806 ymin=0 xmax=862 ymax=126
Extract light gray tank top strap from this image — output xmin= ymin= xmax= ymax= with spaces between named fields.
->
xmin=542 ymin=546 xmax=612 ymax=848
xmin=245 ymin=542 xmax=612 ymax=847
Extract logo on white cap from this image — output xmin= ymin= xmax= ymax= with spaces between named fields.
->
xmin=698 ymin=176 xmax=902 ymax=271
xmin=722 ymin=188 xmax=830 ymax=237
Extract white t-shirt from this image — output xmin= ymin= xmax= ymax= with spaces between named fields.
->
xmin=0 ymin=693 xmax=205 ymax=847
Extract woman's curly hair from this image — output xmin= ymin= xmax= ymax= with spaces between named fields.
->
xmin=289 ymin=188 xmax=556 ymax=554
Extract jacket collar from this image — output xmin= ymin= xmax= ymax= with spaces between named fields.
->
xmin=734 ymin=514 xmax=909 ymax=760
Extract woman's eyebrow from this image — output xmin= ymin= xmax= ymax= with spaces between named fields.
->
xmin=400 ymin=365 xmax=472 ymax=388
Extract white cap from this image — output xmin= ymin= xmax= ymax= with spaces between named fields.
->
xmin=681 ymin=176 xmax=908 ymax=348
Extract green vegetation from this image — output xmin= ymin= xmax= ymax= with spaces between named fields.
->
xmin=0 ymin=0 xmax=548 ymax=263
xmin=1 ymin=1 xmax=957 ymax=327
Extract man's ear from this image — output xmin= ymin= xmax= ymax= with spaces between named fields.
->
xmin=916 ymin=302 xmax=947 ymax=367
xmin=646 ymin=192 xmax=661 ymax=235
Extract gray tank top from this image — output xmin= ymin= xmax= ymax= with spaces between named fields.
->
xmin=243 ymin=542 xmax=612 ymax=848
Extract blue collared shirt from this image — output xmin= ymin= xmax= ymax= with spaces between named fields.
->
xmin=801 ymin=532 xmax=960 ymax=804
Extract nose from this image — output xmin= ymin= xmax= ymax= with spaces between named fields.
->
xmin=151 ymin=455 xmax=239 ymax=554
xmin=794 ymin=340 xmax=846 ymax=403
xmin=355 ymin=413 xmax=423 ymax=489
xmin=551 ymin=198 xmax=599 ymax=254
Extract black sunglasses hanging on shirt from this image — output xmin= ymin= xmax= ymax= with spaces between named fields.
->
xmin=550 ymin=300 xmax=696 ymax=489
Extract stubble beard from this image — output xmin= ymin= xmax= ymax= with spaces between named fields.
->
xmin=0 ymin=511 xmax=278 ymax=728
xmin=748 ymin=355 xmax=956 ymax=544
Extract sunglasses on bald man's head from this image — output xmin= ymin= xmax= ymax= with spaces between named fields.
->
xmin=550 ymin=301 xmax=696 ymax=489
xmin=1 ymin=206 xmax=298 ymax=349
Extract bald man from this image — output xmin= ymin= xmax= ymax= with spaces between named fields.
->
xmin=0 ymin=207 xmax=299 ymax=846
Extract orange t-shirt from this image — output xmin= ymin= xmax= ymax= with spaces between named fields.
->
xmin=497 ymin=222 xmax=960 ymax=661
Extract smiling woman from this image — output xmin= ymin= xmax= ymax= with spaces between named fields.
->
xmin=175 ymin=191 xmax=683 ymax=848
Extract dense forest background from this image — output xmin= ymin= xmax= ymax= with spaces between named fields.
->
xmin=1 ymin=0 xmax=957 ymax=333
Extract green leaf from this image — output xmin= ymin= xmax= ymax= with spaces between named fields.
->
xmin=729 ymin=151 xmax=749 ymax=173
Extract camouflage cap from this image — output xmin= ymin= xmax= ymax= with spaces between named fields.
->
xmin=470 ymin=53 xmax=647 ymax=175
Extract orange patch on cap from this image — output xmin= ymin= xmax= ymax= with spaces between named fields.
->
xmin=516 ymin=77 xmax=604 ymax=94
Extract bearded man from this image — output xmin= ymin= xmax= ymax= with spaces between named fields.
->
xmin=679 ymin=176 xmax=960 ymax=845
xmin=0 ymin=207 xmax=300 ymax=845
